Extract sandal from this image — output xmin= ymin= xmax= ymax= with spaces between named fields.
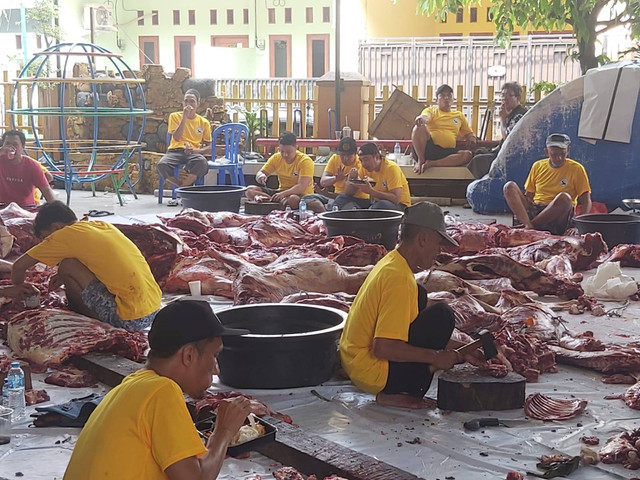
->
xmin=85 ymin=210 xmax=114 ymax=217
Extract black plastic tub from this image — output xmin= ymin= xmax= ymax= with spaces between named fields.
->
xmin=176 ymin=185 xmax=247 ymax=213
xmin=216 ymin=304 xmax=346 ymax=389
xmin=318 ymin=209 xmax=404 ymax=250
xmin=574 ymin=213 xmax=640 ymax=247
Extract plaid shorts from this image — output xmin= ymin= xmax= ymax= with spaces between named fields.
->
xmin=81 ymin=279 xmax=157 ymax=331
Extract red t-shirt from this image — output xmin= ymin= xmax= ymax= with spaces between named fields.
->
xmin=0 ymin=154 xmax=49 ymax=207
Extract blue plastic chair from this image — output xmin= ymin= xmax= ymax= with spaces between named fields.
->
xmin=158 ymin=132 xmax=205 ymax=204
xmin=207 ymin=123 xmax=249 ymax=186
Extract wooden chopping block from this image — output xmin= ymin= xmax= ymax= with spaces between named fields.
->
xmin=437 ymin=364 xmax=525 ymax=411
xmin=244 ymin=201 xmax=285 ymax=215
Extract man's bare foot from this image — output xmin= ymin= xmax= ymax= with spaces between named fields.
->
xmin=375 ymin=392 xmax=437 ymax=409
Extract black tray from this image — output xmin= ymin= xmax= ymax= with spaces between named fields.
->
xmin=195 ymin=415 xmax=277 ymax=456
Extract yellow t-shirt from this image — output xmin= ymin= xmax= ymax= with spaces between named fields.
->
xmin=261 ymin=151 xmax=314 ymax=195
xmin=359 ymin=157 xmax=411 ymax=206
xmin=64 ymin=370 xmax=207 ymax=480
xmin=324 ymin=154 xmax=368 ymax=199
xmin=27 ymin=221 xmax=162 ymax=321
xmin=524 ymin=158 xmax=591 ymax=206
xmin=168 ymin=112 xmax=212 ymax=150
xmin=339 ymin=249 xmax=419 ymax=394
xmin=421 ymin=105 xmax=473 ymax=148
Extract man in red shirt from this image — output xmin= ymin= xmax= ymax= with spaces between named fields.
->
xmin=0 ymin=130 xmax=55 ymax=208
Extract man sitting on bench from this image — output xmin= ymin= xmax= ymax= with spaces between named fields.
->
xmin=411 ymin=84 xmax=477 ymax=174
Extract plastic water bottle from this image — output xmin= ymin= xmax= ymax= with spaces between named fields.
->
xmin=2 ymin=378 xmax=8 ymax=407
xmin=298 ymin=199 xmax=307 ymax=221
xmin=394 ymin=142 xmax=402 ymax=156
xmin=6 ymin=362 xmax=26 ymax=422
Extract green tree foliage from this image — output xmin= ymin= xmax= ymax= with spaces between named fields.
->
xmin=25 ymin=0 xmax=62 ymax=48
xmin=410 ymin=0 xmax=640 ymax=73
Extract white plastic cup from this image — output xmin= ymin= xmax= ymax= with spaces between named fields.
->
xmin=352 ymin=130 xmax=361 ymax=140
xmin=188 ymin=280 xmax=202 ymax=297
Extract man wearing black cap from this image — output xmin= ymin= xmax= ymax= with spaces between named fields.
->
xmin=302 ymin=136 xmax=368 ymax=212
xmin=157 ymin=89 xmax=212 ymax=199
xmin=245 ymin=131 xmax=314 ymax=209
xmin=64 ymin=300 xmax=252 ymax=480
xmin=340 ymin=202 xmax=476 ymax=409
xmin=411 ymin=84 xmax=477 ymax=174
xmin=504 ymin=133 xmax=592 ymax=235
xmin=335 ymin=142 xmax=411 ymax=211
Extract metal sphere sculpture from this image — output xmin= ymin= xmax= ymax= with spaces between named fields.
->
xmin=9 ymin=42 xmax=152 ymax=204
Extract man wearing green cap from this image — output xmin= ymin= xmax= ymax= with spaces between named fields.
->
xmin=340 ymin=202 xmax=474 ymax=409
xmin=64 ymin=300 xmax=252 ymax=480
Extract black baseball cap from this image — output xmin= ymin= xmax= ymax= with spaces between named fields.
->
xmin=336 ymin=137 xmax=357 ymax=155
xmin=148 ymin=300 xmax=248 ymax=353
xmin=358 ymin=142 xmax=380 ymax=157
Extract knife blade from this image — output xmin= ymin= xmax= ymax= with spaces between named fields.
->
xmin=463 ymin=417 xmax=529 ymax=431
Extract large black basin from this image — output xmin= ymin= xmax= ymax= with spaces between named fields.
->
xmin=318 ymin=209 xmax=403 ymax=250
xmin=176 ymin=185 xmax=247 ymax=213
xmin=574 ymin=213 xmax=640 ymax=247
xmin=216 ymin=303 xmax=346 ymax=389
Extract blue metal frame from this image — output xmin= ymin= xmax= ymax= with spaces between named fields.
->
xmin=9 ymin=42 xmax=151 ymax=205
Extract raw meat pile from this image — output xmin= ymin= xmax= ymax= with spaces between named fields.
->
xmin=5 ymin=308 xmax=147 ymax=371
xmin=273 ymin=467 xmax=347 ymax=480
xmin=599 ymin=428 xmax=640 ymax=469
xmin=44 ymin=366 xmax=98 ymax=388
xmin=192 ymin=391 xmax=293 ymax=425
xmin=523 ymin=393 xmax=588 ymax=421
xmin=2 ymin=208 xmax=640 ymax=388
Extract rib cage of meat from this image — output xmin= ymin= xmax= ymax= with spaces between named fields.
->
xmin=6 ymin=308 xmax=148 ymax=370
xmin=524 ymin=393 xmax=588 ymax=420
xmin=435 ymin=254 xmax=583 ymax=299
xmin=549 ymin=345 xmax=640 ymax=373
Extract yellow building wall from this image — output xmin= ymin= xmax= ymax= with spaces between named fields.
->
xmin=361 ymin=0 xmax=498 ymax=38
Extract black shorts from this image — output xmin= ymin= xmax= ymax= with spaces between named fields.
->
xmin=413 ymin=138 xmax=458 ymax=162
xmin=382 ymin=288 xmax=455 ymax=399
xmin=258 ymin=186 xmax=279 ymax=196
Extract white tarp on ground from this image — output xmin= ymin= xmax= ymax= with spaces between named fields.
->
xmin=1 ymin=262 xmax=639 ymax=479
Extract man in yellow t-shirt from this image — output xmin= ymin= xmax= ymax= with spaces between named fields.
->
xmin=340 ymin=202 xmax=475 ymax=409
xmin=504 ymin=133 xmax=592 ymax=236
xmin=411 ymin=84 xmax=477 ymax=173
xmin=64 ymin=300 xmax=253 ymax=480
xmin=11 ymin=201 xmax=162 ymax=331
xmin=338 ymin=142 xmax=411 ymax=211
xmin=245 ymin=131 xmax=314 ymax=209
xmin=157 ymin=89 xmax=212 ymax=192
xmin=302 ymin=137 xmax=367 ymax=212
